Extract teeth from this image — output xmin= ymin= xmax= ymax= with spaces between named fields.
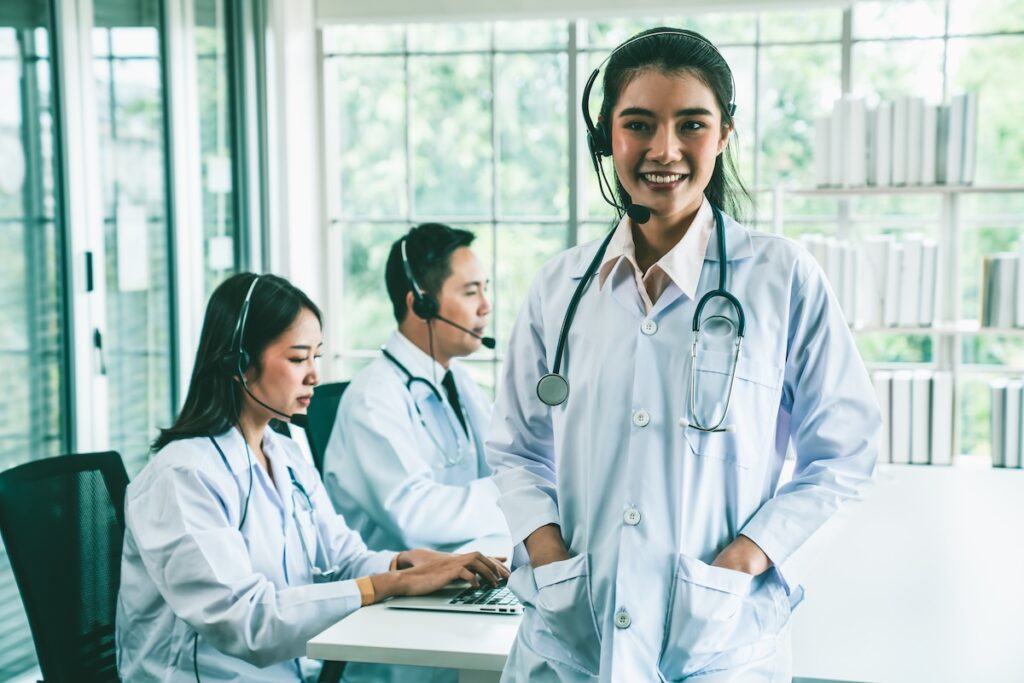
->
xmin=642 ymin=173 xmax=684 ymax=183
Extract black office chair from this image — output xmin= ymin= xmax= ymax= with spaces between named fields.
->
xmin=0 ymin=451 xmax=128 ymax=683
xmin=305 ymin=381 xmax=350 ymax=476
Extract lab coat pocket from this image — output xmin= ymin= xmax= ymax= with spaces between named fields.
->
xmin=514 ymin=554 xmax=602 ymax=676
xmin=658 ymin=553 xmax=757 ymax=680
xmin=684 ymin=350 xmax=782 ymax=469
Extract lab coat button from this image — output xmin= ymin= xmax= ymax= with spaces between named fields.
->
xmin=623 ymin=507 xmax=641 ymax=526
xmin=615 ymin=608 xmax=631 ymax=629
xmin=632 ymin=410 xmax=650 ymax=428
xmin=641 ymin=319 xmax=658 ymax=335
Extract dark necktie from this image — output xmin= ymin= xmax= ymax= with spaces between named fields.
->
xmin=441 ymin=370 xmax=469 ymax=436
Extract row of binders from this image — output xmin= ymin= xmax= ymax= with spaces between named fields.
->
xmin=991 ymin=378 xmax=1024 ymax=468
xmin=980 ymin=240 xmax=1024 ymax=328
xmin=800 ymin=233 xmax=938 ymax=328
xmin=873 ymin=370 xmax=955 ymax=466
xmin=814 ymin=93 xmax=978 ymax=188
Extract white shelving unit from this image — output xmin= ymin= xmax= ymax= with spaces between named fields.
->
xmin=770 ymin=184 xmax=1024 ymax=459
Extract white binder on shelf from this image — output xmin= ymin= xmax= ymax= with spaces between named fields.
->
xmin=891 ymin=96 xmax=910 ymax=186
xmin=906 ymin=97 xmax=924 ymax=186
xmin=1005 ymin=379 xmax=1023 ymax=469
xmin=942 ymin=95 xmax=966 ymax=186
xmin=870 ymin=102 xmax=893 ymax=187
xmin=910 ymin=370 xmax=932 ymax=465
xmin=918 ymin=240 xmax=938 ymax=326
xmin=961 ymin=92 xmax=978 ymax=185
xmin=860 ymin=236 xmax=891 ymax=328
xmin=873 ymin=371 xmax=893 ymax=464
xmin=884 ymin=242 xmax=904 ymax=327
xmin=981 ymin=253 xmax=1019 ymax=328
xmin=844 ymin=97 xmax=868 ymax=187
xmin=920 ymin=104 xmax=939 ymax=186
xmin=898 ymin=234 xmax=924 ymax=327
xmin=891 ymin=371 xmax=914 ymax=464
xmin=991 ymin=379 xmax=1008 ymax=467
xmin=930 ymin=372 xmax=954 ymax=466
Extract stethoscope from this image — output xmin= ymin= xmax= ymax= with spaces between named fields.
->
xmin=535 ymin=203 xmax=745 ymax=433
xmin=209 ymin=435 xmax=341 ymax=583
xmin=381 ymin=346 xmax=473 ymax=466
xmin=288 ymin=467 xmax=342 ymax=582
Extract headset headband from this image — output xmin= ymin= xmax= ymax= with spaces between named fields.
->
xmin=581 ymin=28 xmax=737 ymax=154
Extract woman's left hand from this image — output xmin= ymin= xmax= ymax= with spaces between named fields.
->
xmin=711 ymin=534 xmax=772 ymax=575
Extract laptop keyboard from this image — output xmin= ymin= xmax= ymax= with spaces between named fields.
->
xmin=448 ymin=581 xmax=520 ymax=610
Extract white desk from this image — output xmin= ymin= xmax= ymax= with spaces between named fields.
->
xmin=307 ymin=603 xmax=517 ymax=682
xmin=309 ymin=465 xmax=1024 ymax=682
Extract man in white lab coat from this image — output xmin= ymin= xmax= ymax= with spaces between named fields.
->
xmin=323 ymin=223 xmax=508 ymax=683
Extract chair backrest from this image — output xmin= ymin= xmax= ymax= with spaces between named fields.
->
xmin=0 ymin=451 xmax=128 ymax=683
xmin=306 ymin=381 xmax=350 ymax=476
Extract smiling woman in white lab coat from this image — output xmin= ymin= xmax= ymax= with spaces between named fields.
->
xmin=486 ymin=28 xmax=881 ymax=682
xmin=116 ymin=273 xmax=508 ymax=682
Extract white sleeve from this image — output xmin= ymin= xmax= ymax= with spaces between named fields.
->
xmin=331 ymin=383 xmax=507 ymax=548
xmin=126 ymin=464 xmax=363 ymax=667
xmin=485 ymin=277 xmax=562 ymax=546
xmin=740 ymin=258 xmax=880 ymax=594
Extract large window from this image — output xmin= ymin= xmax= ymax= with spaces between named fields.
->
xmin=322 ymin=10 xmax=844 ymax=391
xmin=93 ymin=1 xmax=176 ymax=477
xmin=0 ymin=1 xmax=69 ymax=676
xmin=323 ymin=1 xmax=1024 ymax=458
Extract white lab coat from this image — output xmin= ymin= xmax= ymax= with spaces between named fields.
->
xmin=324 ymin=330 xmax=506 ymax=552
xmin=116 ymin=427 xmax=396 ymax=682
xmin=323 ymin=331 xmax=507 ymax=683
xmin=486 ymin=213 xmax=880 ymax=682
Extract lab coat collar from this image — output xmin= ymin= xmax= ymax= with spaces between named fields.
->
xmin=704 ymin=212 xmax=753 ymax=262
xmin=569 ymin=208 xmax=753 ymax=279
xmin=384 ymin=330 xmax=449 ymax=393
xmin=209 ymin=425 xmax=287 ymax=476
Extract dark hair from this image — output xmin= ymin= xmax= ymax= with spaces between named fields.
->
xmin=385 ymin=223 xmax=475 ymax=324
xmin=152 ymin=272 xmax=322 ymax=451
xmin=599 ymin=27 xmax=751 ymax=220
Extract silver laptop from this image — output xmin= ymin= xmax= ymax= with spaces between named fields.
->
xmin=387 ymin=579 xmax=522 ymax=615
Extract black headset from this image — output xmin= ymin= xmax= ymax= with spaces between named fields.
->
xmin=400 ymin=237 xmax=441 ymax=321
xmin=219 ymin=275 xmax=261 ymax=378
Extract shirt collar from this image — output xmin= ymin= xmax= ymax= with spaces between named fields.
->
xmin=385 ymin=330 xmax=449 ymax=389
xmin=596 ymin=197 xmax=716 ymax=301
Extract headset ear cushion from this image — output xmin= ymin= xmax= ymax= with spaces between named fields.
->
xmin=220 ymin=350 xmax=250 ymax=377
xmin=412 ymin=293 xmax=439 ymax=321
xmin=594 ymin=120 xmax=612 ymax=157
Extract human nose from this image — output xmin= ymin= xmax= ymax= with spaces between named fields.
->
xmin=306 ymin=358 xmax=320 ymax=386
xmin=648 ymin=124 xmax=683 ymax=164
xmin=478 ymin=290 xmax=492 ymax=317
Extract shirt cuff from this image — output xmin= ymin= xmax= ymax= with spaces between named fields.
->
xmin=355 ymin=576 xmax=375 ymax=606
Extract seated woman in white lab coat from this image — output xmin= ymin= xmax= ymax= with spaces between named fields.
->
xmin=486 ymin=28 xmax=880 ymax=682
xmin=116 ymin=272 xmax=508 ymax=682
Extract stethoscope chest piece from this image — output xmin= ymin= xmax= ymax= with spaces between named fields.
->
xmin=537 ymin=373 xmax=569 ymax=407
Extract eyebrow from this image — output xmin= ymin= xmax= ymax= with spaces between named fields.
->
xmin=289 ymin=343 xmax=324 ymax=350
xmin=618 ymin=106 xmax=715 ymax=118
xmin=461 ymin=279 xmax=489 ymax=288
